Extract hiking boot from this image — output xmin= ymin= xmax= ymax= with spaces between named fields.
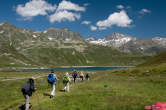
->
xmin=50 ymin=95 xmax=54 ymax=98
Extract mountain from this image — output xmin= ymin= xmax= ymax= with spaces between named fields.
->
xmin=0 ymin=22 xmax=149 ymax=68
xmin=85 ymin=32 xmax=166 ymax=55
xmin=139 ymin=51 xmax=166 ymax=67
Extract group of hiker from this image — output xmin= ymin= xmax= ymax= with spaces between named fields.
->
xmin=21 ymin=70 xmax=90 ymax=110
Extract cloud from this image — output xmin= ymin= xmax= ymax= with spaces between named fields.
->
xmin=81 ymin=21 xmax=91 ymax=25
xmin=57 ymin=0 xmax=85 ymax=12
xmin=116 ymin=5 xmax=124 ymax=9
xmin=96 ymin=10 xmax=132 ymax=29
xmin=90 ymin=25 xmax=97 ymax=31
xmin=49 ymin=0 xmax=86 ymax=23
xmin=139 ymin=9 xmax=151 ymax=14
xmin=49 ymin=10 xmax=80 ymax=23
xmin=16 ymin=0 xmax=56 ymax=19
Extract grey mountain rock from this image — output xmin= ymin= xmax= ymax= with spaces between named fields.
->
xmin=85 ymin=33 xmax=166 ymax=55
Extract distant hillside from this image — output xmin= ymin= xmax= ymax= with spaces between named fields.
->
xmin=86 ymin=33 xmax=166 ymax=55
xmin=139 ymin=51 xmax=166 ymax=66
xmin=0 ymin=22 xmax=149 ymax=68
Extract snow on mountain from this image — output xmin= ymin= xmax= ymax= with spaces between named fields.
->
xmin=85 ymin=33 xmax=166 ymax=55
xmin=152 ymin=37 xmax=166 ymax=46
xmin=86 ymin=33 xmax=136 ymax=47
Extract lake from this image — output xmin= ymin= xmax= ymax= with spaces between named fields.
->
xmin=22 ymin=66 xmax=131 ymax=72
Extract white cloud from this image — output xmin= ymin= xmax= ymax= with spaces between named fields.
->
xmin=90 ymin=25 xmax=97 ymax=31
xmin=49 ymin=0 xmax=86 ymax=23
xmin=116 ymin=5 xmax=124 ymax=9
xmin=81 ymin=21 xmax=91 ymax=25
xmin=139 ymin=9 xmax=151 ymax=14
xmin=49 ymin=10 xmax=80 ymax=23
xmin=96 ymin=10 xmax=132 ymax=29
xmin=57 ymin=0 xmax=85 ymax=12
xmin=16 ymin=0 xmax=56 ymax=19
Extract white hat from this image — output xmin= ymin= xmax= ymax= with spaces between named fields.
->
xmin=65 ymin=72 xmax=69 ymax=76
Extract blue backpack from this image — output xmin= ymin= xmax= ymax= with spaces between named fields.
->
xmin=73 ymin=72 xmax=77 ymax=77
xmin=48 ymin=73 xmax=56 ymax=84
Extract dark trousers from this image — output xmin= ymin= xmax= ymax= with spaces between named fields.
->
xmin=73 ymin=77 xmax=76 ymax=83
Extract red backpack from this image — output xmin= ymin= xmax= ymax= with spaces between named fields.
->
xmin=145 ymin=102 xmax=166 ymax=110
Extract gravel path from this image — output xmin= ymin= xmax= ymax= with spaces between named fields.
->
xmin=0 ymin=75 xmax=47 ymax=81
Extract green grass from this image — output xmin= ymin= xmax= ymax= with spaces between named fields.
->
xmin=1 ymin=65 xmax=166 ymax=110
xmin=139 ymin=51 xmax=166 ymax=67
xmin=0 ymin=44 xmax=149 ymax=68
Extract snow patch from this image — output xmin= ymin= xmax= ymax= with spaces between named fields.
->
xmin=86 ymin=33 xmax=135 ymax=48
xmin=0 ymin=23 xmax=4 ymax=26
xmin=43 ymin=30 xmax=47 ymax=34
xmin=0 ymin=31 xmax=4 ymax=34
xmin=65 ymin=38 xmax=71 ymax=41
xmin=152 ymin=37 xmax=166 ymax=46
xmin=33 ymin=35 xmax=37 ymax=38
xmin=48 ymin=37 xmax=53 ymax=40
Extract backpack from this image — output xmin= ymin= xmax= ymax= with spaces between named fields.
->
xmin=63 ymin=76 xmax=69 ymax=83
xmin=73 ymin=72 xmax=77 ymax=77
xmin=48 ymin=73 xmax=56 ymax=84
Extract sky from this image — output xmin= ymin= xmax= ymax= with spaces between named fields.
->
xmin=0 ymin=0 xmax=166 ymax=38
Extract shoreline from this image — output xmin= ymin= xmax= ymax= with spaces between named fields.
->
xmin=0 ymin=66 xmax=135 ymax=72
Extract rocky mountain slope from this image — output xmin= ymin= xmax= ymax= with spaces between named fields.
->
xmin=139 ymin=51 xmax=166 ymax=67
xmin=0 ymin=22 xmax=149 ymax=68
xmin=86 ymin=33 xmax=166 ymax=55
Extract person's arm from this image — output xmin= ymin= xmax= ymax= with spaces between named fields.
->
xmin=54 ymin=74 xmax=59 ymax=80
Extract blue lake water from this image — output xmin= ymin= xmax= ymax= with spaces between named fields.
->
xmin=22 ymin=66 xmax=130 ymax=72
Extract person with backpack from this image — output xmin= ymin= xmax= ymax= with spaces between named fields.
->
xmin=72 ymin=70 xmax=77 ymax=83
xmin=63 ymin=72 xmax=71 ymax=92
xmin=80 ymin=71 xmax=84 ymax=81
xmin=21 ymin=77 xmax=35 ymax=110
xmin=86 ymin=73 xmax=90 ymax=80
xmin=48 ymin=70 xmax=57 ymax=98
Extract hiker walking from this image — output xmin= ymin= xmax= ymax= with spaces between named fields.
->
xmin=80 ymin=71 xmax=84 ymax=81
xmin=63 ymin=72 xmax=71 ymax=92
xmin=72 ymin=70 xmax=77 ymax=83
xmin=21 ymin=77 xmax=35 ymax=110
xmin=48 ymin=70 xmax=57 ymax=98
xmin=86 ymin=73 xmax=90 ymax=80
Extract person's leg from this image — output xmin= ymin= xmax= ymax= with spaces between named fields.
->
xmin=74 ymin=77 xmax=76 ymax=83
xmin=51 ymin=83 xmax=56 ymax=96
xmin=67 ymin=82 xmax=70 ymax=92
xmin=25 ymin=95 xmax=30 ymax=110
xmin=64 ymin=83 xmax=67 ymax=91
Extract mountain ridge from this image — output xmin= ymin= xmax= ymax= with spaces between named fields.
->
xmin=85 ymin=33 xmax=166 ymax=55
xmin=0 ymin=21 xmax=156 ymax=68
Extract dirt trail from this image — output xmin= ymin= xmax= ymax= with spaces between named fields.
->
xmin=0 ymin=75 xmax=47 ymax=81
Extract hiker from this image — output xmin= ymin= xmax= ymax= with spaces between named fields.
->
xmin=21 ymin=77 xmax=35 ymax=110
xmin=86 ymin=73 xmax=90 ymax=80
xmin=80 ymin=71 xmax=84 ymax=81
xmin=63 ymin=72 xmax=71 ymax=92
xmin=72 ymin=70 xmax=77 ymax=83
xmin=48 ymin=70 xmax=57 ymax=98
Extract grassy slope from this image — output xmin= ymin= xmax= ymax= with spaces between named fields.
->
xmin=23 ymin=45 xmax=149 ymax=67
xmin=1 ymin=64 xmax=166 ymax=110
xmin=139 ymin=51 xmax=166 ymax=67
